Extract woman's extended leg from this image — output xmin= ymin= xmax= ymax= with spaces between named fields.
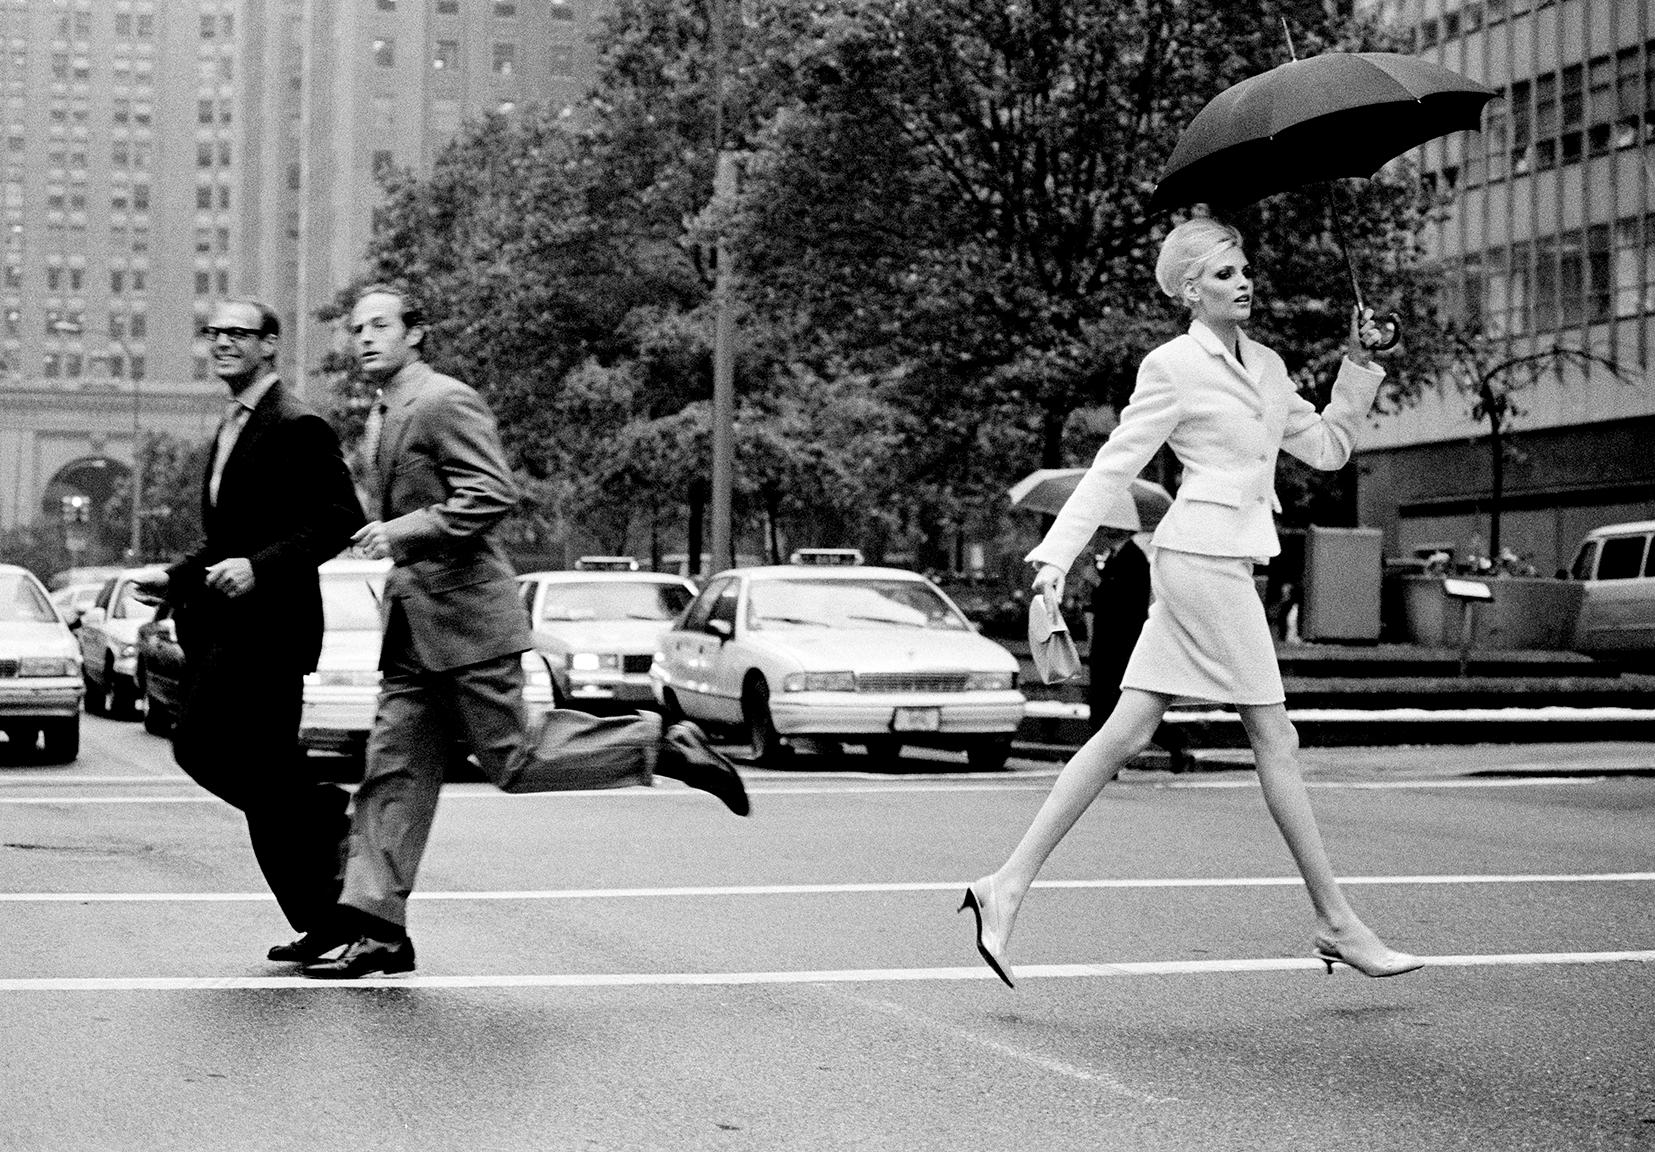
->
xmin=964 ymin=688 xmax=1173 ymax=985
xmin=1238 ymin=703 xmax=1421 ymax=977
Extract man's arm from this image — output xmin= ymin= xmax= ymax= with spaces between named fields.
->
xmin=244 ymin=412 xmax=366 ymax=587
xmin=365 ymin=387 xmax=519 ymax=564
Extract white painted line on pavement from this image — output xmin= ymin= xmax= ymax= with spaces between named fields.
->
xmin=4 ymin=872 xmax=1651 ymax=903
xmin=0 ymin=950 xmax=1649 ymax=992
xmin=1025 ymin=701 xmax=1655 ymax=722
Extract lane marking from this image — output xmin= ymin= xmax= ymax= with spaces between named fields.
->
xmin=4 ymin=872 xmax=1651 ymax=903
xmin=0 ymin=774 xmax=1633 ymax=804
xmin=0 ymin=950 xmax=1649 ymax=992
xmin=1026 ymin=700 xmax=1655 ymax=722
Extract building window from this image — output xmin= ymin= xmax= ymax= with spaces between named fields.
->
xmin=548 ymin=46 xmax=575 ymax=78
xmin=371 ymin=150 xmax=394 ymax=178
xmin=494 ymin=1 xmax=517 ymax=16
xmin=195 ymin=271 xmax=211 ymax=295
xmin=549 ymin=0 xmax=576 ymax=20
xmin=377 ymin=0 xmax=397 ymax=9
xmin=373 ymin=38 xmax=394 ymax=67
xmin=130 ymin=355 xmax=145 ymax=381
xmin=198 ymin=99 xmax=214 ymax=125
xmin=196 ymin=186 xmax=212 ymax=209
xmin=132 ymin=185 xmax=150 ymax=211
xmin=492 ymin=43 xmax=515 ymax=75
xmin=200 ymin=14 xmax=216 ymax=39
xmin=433 ymin=40 xmax=458 ymax=71
xmin=193 ymin=354 xmax=208 ymax=381
xmin=43 ymin=353 xmax=59 ymax=378
xmin=131 ymin=314 xmax=147 ymax=338
xmin=197 ymin=143 xmax=213 ymax=168
xmin=436 ymin=0 xmax=458 ymax=13
xmin=1614 ymin=219 xmax=1650 ymax=318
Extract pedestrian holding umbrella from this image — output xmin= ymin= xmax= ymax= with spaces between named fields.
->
xmin=1149 ymin=35 xmax=1497 ymax=348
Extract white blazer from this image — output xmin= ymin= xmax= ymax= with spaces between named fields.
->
xmin=1027 ymin=319 xmax=1384 ymax=570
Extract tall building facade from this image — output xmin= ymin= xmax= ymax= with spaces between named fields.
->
xmin=0 ymin=0 xmax=604 ymax=553
xmin=1356 ymin=0 xmax=1655 ymax=574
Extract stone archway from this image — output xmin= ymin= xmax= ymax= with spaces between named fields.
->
xmin=38 ymin=457 xmax=131 ymax=566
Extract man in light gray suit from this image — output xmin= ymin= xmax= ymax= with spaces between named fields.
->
xmin=303 ymin=283 xmax=748 ymax=979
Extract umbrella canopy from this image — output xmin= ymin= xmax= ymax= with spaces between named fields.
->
xmin=1008 ymin=470 xmax=1172 ymax=531
xmin=1149 ymin=52 xmax=1495 ymax=213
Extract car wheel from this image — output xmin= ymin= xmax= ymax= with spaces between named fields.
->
xmin=966 ymin=735 xmax=1015 ymax=772
xmin=142 ymin=687 xmax=171 ymax=736
xmin=104 ymin=659 xmax=137 ymax=720
xmin=660 ymin=687 xmax=686 ymax=726
xmin=742 ymin=675 xmax=792 ymax=766
xmin=41 ymin=718 xmax=79 ymax=764
xmin=83 ymin=667 xmax=105 ymax=715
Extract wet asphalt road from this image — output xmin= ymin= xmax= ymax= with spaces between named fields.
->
xmin=0 ymin=715 xmax=1652 ymax=1152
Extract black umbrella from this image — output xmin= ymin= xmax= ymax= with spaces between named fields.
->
xmin=1150 ymin=50 xmax=1496 ymax=346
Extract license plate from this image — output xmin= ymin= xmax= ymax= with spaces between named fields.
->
xmin=891 ymin=706 xmax=941 ymax=732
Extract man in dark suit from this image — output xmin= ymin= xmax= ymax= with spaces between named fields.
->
xmin=137 ymin=298 xmax=365 ymax=960
xmin=303 ymin=283 xmax=749 ymax=980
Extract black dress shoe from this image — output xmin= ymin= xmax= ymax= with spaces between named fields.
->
xmin=267 ymin=931 xmax=352 ymax=964
xmin=301 ymin=935 xmax=416 ymax=979
xmin=658 ymin=721 xmax=750 ymax=816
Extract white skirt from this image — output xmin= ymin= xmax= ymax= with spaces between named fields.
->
xmin=1120 ymin=547 xmax=1284 ymax=705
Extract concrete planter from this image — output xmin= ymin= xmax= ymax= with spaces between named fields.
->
xmin=1397 ymin=575 xmax=1585 ymax=650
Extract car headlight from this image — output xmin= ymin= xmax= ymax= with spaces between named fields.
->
xmin=18 ymin=657 xmax=76 ymax=677
xmin=964 ymin=671 xmax=1017 ymax=691
xmin=570 ymin=653 xmax=620 ymax=672
xmin=783 ymin=671 xmax=857 ymax=692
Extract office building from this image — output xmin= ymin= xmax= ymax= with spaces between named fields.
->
xmin=1356 ymin=0 xmax=1654 ymax=574
xmin=0 ymin=0 xmax=601 ymax=556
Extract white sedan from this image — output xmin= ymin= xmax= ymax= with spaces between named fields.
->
xmin=650 ymin=562 xmax=1025 ymax=769
xmin=517 ymin=567 xmax=698 ymax=712
xmin=0 ymin=564 xmax=83 ymax=762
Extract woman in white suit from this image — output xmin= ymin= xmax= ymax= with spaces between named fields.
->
xmin=962 ymin=218 xmax=1422 ymax=986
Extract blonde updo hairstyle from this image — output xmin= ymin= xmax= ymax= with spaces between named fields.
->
xmin=1155 ymin=218 xmax=1245 ymax=309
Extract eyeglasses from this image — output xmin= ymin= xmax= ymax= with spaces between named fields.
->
xmin=198 ymin=325 xmax=264 ymax=342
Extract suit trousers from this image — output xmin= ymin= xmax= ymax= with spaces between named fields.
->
xmin=339 ymin=601 xmax=661 ymax=928
xmin=172 ymin=647 xmax=350 ymax=933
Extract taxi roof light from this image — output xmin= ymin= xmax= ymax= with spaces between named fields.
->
xmin=574 ymin=556 xmax=640 ymax=571
xmin=790 ymin=548 xmax=864 ymax=567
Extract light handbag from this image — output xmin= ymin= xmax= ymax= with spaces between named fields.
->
xmin=1027 ymin=592 xmax=1082 ymax=684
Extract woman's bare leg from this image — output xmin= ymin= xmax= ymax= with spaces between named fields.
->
xmin=1239 ymin=703 xmax=1420 ymax=974
xmin=967 ymin=688 xmax=1173 ymax=970
xmin=1236 ymin=703 xmax=1359 ymax=932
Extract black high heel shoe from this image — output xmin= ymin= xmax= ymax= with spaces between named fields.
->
xmin=1313 ymin=933 xmax=1424 ymax=978
xmin=959 ymin=882 xmax=1015 ymax=989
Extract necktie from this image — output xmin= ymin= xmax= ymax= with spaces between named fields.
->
xmin=208 ymin=400 xmax=245 ymax=508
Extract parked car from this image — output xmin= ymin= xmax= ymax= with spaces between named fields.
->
xmin=1570 ymin=520 xmax=1655 ymax=657
xmin=517 ymin=562 xmax=698 ymax=712
xmin=50 ymin=581 xmax=106 ymax=628
xmin=649 ymin=553 xmax=1026 ymax=769
xmin=139 ymin=556 xmax=557 ymax=756
xmin=0 ymin=564 xmax=83 ymax=762
xmin=77 ymin=566 xmax=165 ymax=719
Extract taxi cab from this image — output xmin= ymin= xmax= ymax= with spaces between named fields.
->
xmin=0 ymin=564 xmax=82 ymax=762
xmin=650 ymin=550 xmax=1025 ymax=769
xmin=518 ymin=558 xmax=698 ymax=712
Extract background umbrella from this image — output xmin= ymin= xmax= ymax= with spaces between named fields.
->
xmin=1008 ymin=469 xmax=1172 ymax=531
xmin=1149 ymin=47 xmax=1496 ymax=347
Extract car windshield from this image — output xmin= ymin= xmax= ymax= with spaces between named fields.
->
xmin=747 ymin=579 xmax=970 ymax=632
xmin=322 ymin=571 xmax=385 ymax=631
xmin=0 ymin=573 xmax=57 ymax=624
xmin=538 ymin=581 xmax=693 ymax=623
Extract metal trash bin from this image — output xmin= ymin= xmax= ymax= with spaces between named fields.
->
xmin=1300 ymin=526 xmax=1383 ymax=642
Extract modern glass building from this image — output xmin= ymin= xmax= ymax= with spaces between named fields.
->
xmin=1356 ymin=0 xmax=1654 ymax=575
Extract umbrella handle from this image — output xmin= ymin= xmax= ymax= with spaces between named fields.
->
xmin=1367 ymin=311 xmax=1403 ymax=352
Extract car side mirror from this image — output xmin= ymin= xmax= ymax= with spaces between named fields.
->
xmin=706 ymin=619 xmax=733 ymax=642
